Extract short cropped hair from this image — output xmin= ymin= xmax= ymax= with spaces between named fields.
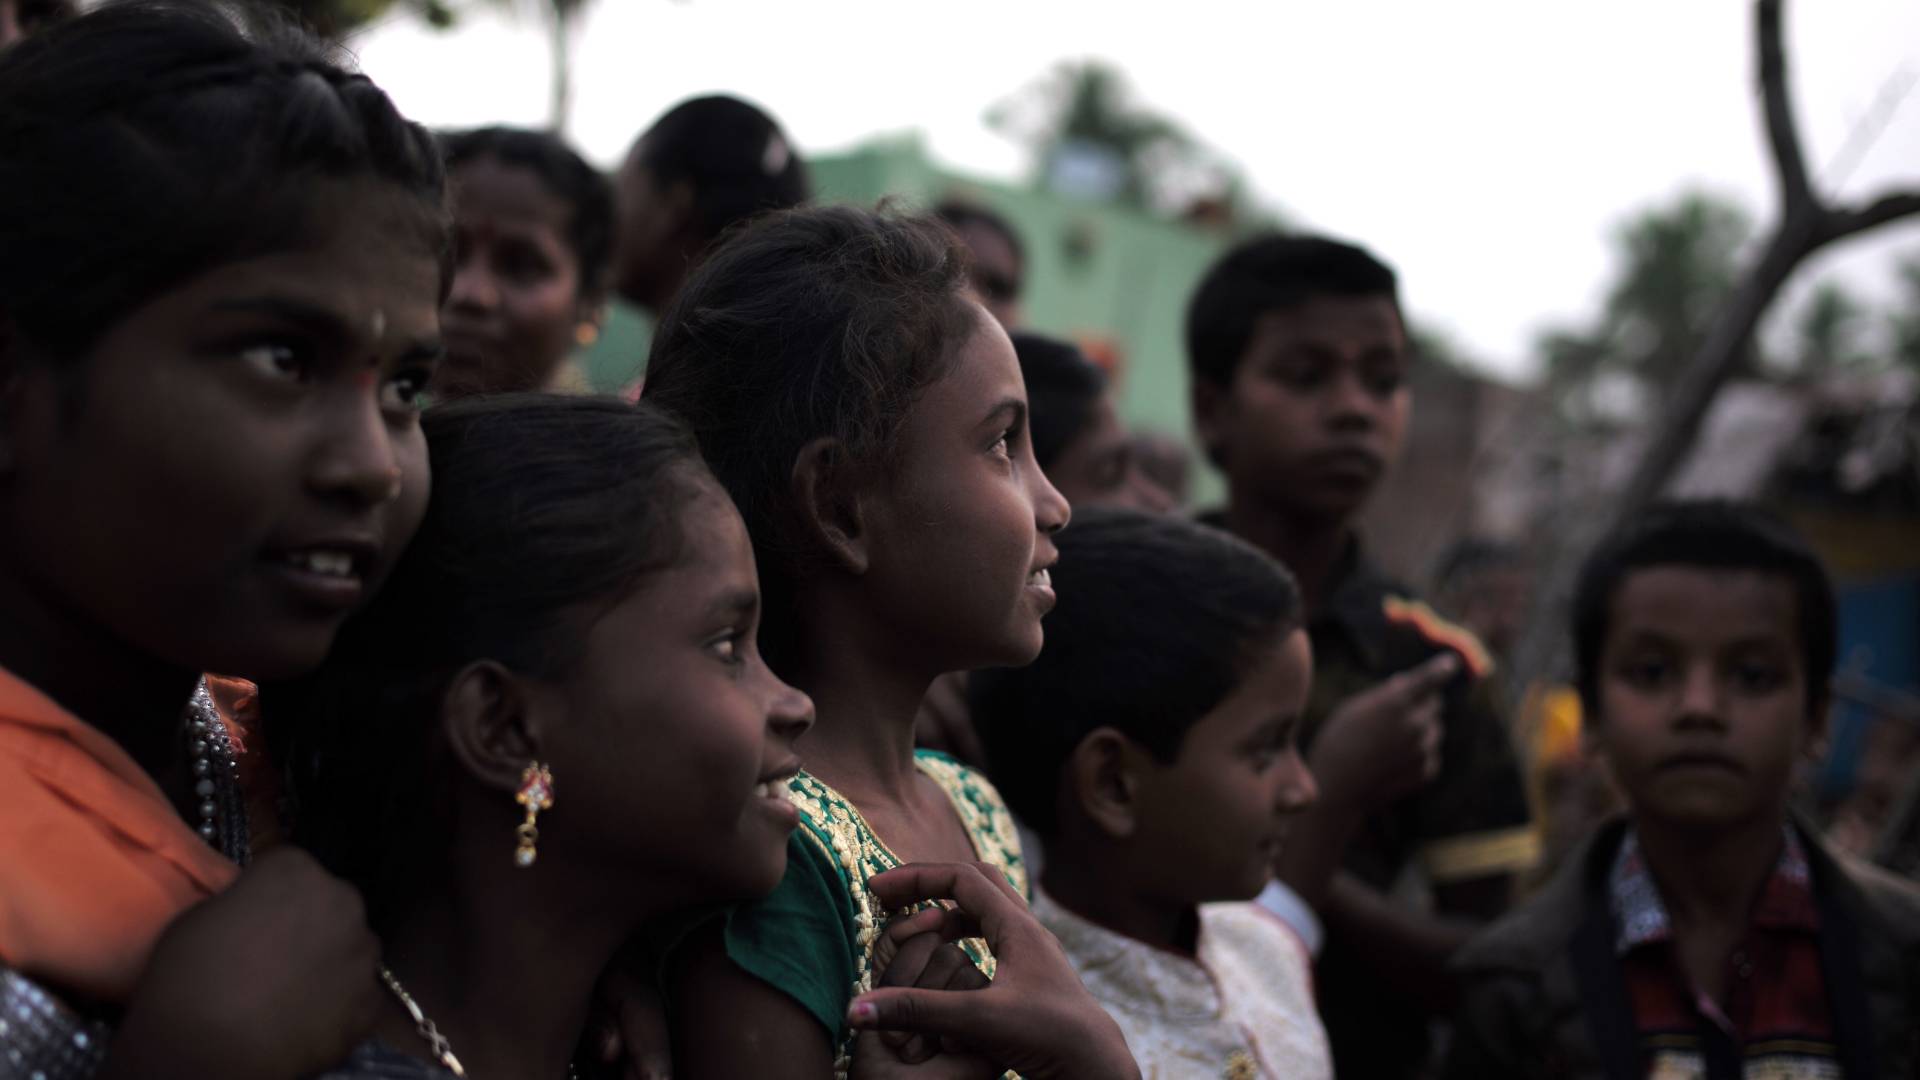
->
xmin=1185 ymin=233 xmax=1400 ymax=389
xmin=971 ymin=509 xmax=1302 ymax=835
xmin=1572 ymin=500 xmax=1837 ymax=720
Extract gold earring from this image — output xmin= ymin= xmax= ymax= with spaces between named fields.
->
xmin=513 ymin=762 xmax=554 ymax=868
xmin=574 ymin=322 xmax=600 ymax=348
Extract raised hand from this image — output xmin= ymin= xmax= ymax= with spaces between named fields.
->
xmin=845 ymin=863 xmax=1139 ymax=1080
xmin=1309 ymin=652 xmax=1457 ymax=811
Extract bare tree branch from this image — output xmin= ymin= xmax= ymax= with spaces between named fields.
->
xmin=1821 ymin=190 xmax=1920 ymax=242
xmin=1758 ymin=0 xmax=1815 ymax=215
xmin=1508 ymin=0 xmax=1920 ymax=710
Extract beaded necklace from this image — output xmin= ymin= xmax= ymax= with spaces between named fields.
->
xmin=185 ymin=679 xmax=252 ymax=865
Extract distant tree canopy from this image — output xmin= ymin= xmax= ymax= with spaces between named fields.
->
xmin=1538 ymin=190 xmax=1753 ymax=416
xmin=1538 ymin=186 xmax=1919 ymax=424
xmin=989 ymin=60 xmax=1266 ymax=227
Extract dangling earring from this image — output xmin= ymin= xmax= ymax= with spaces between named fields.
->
xmin=513 ymin=762 xmax=554 ymax=868
xmin=573 ymin=321 xmax=600 ymax=348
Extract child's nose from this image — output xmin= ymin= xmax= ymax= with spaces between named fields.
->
xmin=1031 ymin=462 xmax=1070 ymax=536
xmin=1675 ymin=664 xmax=1725 ymax=726
xmin=1277 ymin=757 xmax=1319 ymax=813
xmin=768 ymin=683 xmax=815 ymax=742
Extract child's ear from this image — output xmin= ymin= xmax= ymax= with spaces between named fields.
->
xmin=791 ymin=435 xmax=870 ymax=575
xmin=1068 ymin=728 xmax=1142 ymax=840
xmin=441 ymin=660 xmax=549 ymax=797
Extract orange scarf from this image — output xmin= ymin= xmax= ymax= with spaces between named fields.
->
xmin=0 ymin=667 xmax=239 ymax=1004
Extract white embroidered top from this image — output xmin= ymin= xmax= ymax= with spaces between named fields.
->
xmin=1034 ymin=888 xmax=1331 ymax=1080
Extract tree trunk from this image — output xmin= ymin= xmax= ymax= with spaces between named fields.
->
xmin=545 ymin=2 xmax=575 ymax=134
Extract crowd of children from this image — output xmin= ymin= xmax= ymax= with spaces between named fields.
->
xmin=2 ymin=3 xmax=1917 ymax=1079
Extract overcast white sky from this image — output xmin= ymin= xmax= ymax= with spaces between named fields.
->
xmin=350 ymin=0 xmax=1920 ymax=380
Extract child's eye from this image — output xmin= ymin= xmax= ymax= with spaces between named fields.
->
xmin=1265 ymin=359 xmax=1325 ymax=390
xmin=1617 ymin=657 xmax=1671 ymax=690
xmin=380 ymin=367 xmax=434 ymax=414
xmin=989 ymin=430 xmax=1013 ymax=459
xmin=237 ymin=342 xmax=307 ymax=383
xmin=1364 ymin=366 xmax=1405 ymax=396
xmin=1248 ymin=723 xmax=1295 ymax=770
xmin=498 ymin=244 xmax=557 ymax=285
xmin=1730 ymin=659 xmax=1786 ymax=695
xmin=707 ymin=630 xmax=747 ymax=666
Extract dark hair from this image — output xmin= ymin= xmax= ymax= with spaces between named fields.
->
xmin=1012 ymin=331 xmax=1107 ymax=470
xmin=970 ymin=509 xmax=1302 ymax=835
xmin=1572 ymin=500 xmax=1837 ymax=721
xmin=642 ymin=204 xmax=976 ymax=659
xmin=274 ymin=394 xmax=713 ymax=930
xmin=935 ymin=200 xmax=1026 ymax=270
xmin=1185 ymin=233 xmax=1400 ymax=389
xmin=442 ymin=125 xmax=616 ymax=301
xmin=0 ymin=0 xmax=447 ymax=363
xmin=635 ymin=95 xmax=810 ymax=244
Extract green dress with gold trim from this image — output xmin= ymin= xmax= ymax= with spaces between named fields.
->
xmin=716 ymin=749 xmax=1027 ymax=1079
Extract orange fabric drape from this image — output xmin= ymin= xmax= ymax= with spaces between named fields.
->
xmin=0 ymin=666 xmax=239 ymax=1004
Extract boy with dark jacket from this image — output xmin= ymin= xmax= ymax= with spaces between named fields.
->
xmin=1446 ymin=501 xmax=1920 ymax=1078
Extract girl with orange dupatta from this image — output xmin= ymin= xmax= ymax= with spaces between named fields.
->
xmin=0 ymin=3 xmax=447 ymax=1075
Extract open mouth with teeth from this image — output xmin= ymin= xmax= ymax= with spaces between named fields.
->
xmin=1028 ymin=568 xmax=1051 ymax=588
xmin=278 ymin=549 xmax=362 ymax=579
xmin=753 ymin=779 xmax=794 ymax=800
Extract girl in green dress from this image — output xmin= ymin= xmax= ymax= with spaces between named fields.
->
xmin=644 ymin=205 xmax=1074 ymax=1079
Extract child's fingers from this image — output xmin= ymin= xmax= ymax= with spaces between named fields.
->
xmin=848 ymin=1029 xmax=931 ymax=1076
xmin=874 ymin=916 xmax=935 ymax=982
xmin=865 ymin=863 xmax=1023 ymax=946
xmin=928 ymin=951 xmax=992 ymax=1060
xmin=911 ymin=904 xmax=986 ymax=947
xmin=880 ymin=904 xmax=985 ymax=953
xmin=1395 ymin=652 xmax=1461 ymax=700
xmin=877 ymin=931 xmax=948 ymax=988
xmin=1409 ymin=696 xmax=1444 ymax=734
xmin=874 ymin=930 xmax=951 ymax=1058
xmin=847 ymin=985 xmax=993 ymax=1043
xmin=892 ymin=1031 xmax=939 ymax=1065
xmin=917 ymin=943 xmax=989 ymax=993
xmin=880 ymin=905 xmax=953 ymax=945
